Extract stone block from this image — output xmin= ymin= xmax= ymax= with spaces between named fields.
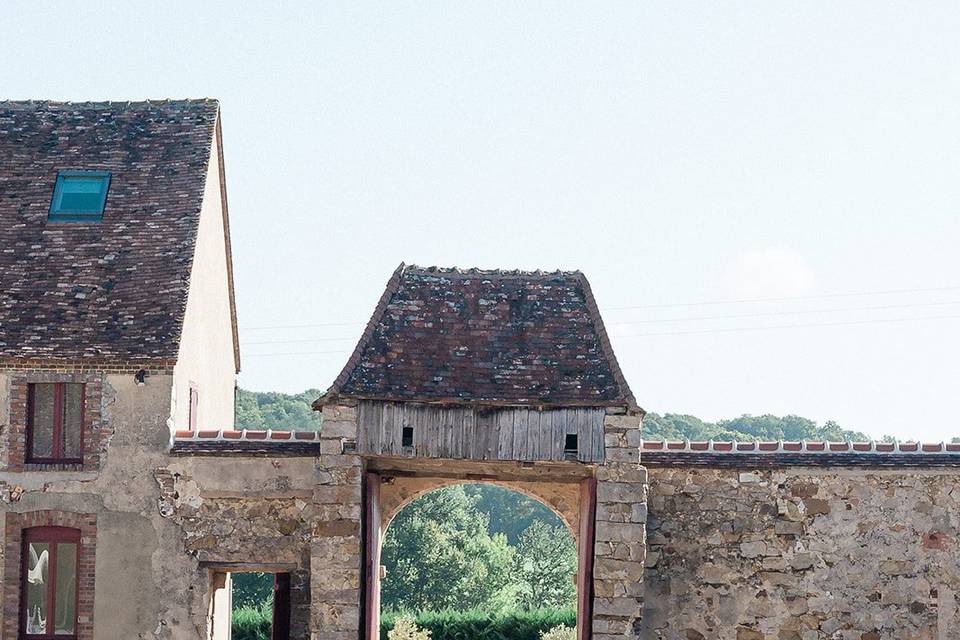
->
xmin=604 ymin=415 xmax=642 ymax=429
xmin=314 ymin=602 xmax=360 ymax=631
xmin=594 ymin=596 xmax=642 ymax=617
xmin=598 ymin=482 xmax=644 ymax=504
xmin=595 ymin=521 xmax=646 ymax=543
xmin=595 ymin=557 xmax=645 ymax=581
xmin=605 ymin=447 xmax=640 ymax=463
xmin=314 ymin=484 xmax=361 ymax=505
xmin=322 ymin=420 xmax=357 ymax=439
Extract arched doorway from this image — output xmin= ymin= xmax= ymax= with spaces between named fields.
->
xmin=364 ymin=472 xmax=597 ymax=640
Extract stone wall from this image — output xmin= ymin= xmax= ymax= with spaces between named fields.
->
xmin=593 ymin=410 xmax=647 ymax=640
xmin=643 ymin=466 xmax=960 ymax=640
xmin=312 ymin=403 xmax=364 ymax=640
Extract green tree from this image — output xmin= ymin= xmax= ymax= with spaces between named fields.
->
xmin=465 ymin=484 xmax=563 ymax=545
xmin=232 ymin=572 xmax=273 ymax=609
xmin=643 ymin=412 xmax=871 ymax=442
xmin=513 ymin=521 xmax=576 ymax=610
xmin=381 ymin=486 xmax=516 ymax=612
xmin=235 ymin=388 xmax=322 ymax=431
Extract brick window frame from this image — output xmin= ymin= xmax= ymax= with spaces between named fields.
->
xmin=3 ymin=512 xmax=96 ymax=640
xmin=7 ymin=374 xmax=103 ymax=472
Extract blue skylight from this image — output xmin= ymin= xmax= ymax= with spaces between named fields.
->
xmin=48 ymin=171 xmax=111 ymax=221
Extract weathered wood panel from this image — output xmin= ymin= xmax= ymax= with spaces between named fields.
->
xmin=356 ymin=401 xmax=606 ymax=463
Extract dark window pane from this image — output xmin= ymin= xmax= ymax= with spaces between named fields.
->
xmin=25 ymin=542 xmax=49 ymax=634
xmin=54 ymin=543 xmax=77 ymax=634
xmin=30 ymin=384 xmax=55 ymax=460
xmin=62 ymin=384 xmax=83 ymax=459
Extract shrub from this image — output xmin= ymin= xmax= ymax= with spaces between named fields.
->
xmin=232 ymin=601 xmax=272 ymax=640
xmin=540 ymin=626 xmax=575 ymax=640
xmin=381 ymin=607 xmax=575 ymax=640
xmin=389 ymin=616 xmax=432 ymax=640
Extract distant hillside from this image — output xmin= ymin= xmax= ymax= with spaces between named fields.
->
xmin=235 ymin=388 xmax=874 ymax=441
xmin=235 ymin=388 xmax=322 ymax=431
xmin=643 ymin=412 xmax=872 ymax=442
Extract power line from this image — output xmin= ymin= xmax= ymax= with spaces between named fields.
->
xmin=607 ymin=299 xmax=960 ymax=325
xmin=244 ymin=336 xmax=358 ymax=346
xmin=242 ymin=319 xmax=366 ymax=331
xmin=244 ymin=349 xmax=350 ymax=358
xmin=242 ymin=313 xmax=960 ymax=356
xmin=612 ymin=313 xmax=960 ymax=338
xmin=604 ymin=285 xmax=960 ymax=311
xmin=239 ymin=300 xmax=960 ymax=345
xmin=238 ymin=284 xmax=960 ymax=330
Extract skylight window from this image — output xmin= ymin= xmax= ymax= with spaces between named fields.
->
xmin=48 ymin=171 xmax=111 ymax=221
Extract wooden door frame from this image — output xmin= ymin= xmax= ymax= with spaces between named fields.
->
xmin=362 ymin=472 xmax=382 ymax=640
xmin=360 ymin=473 xmax=596 ymax=640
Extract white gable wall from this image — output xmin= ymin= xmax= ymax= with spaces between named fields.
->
xmin=171 ymin=128 xmax=237 ymax=434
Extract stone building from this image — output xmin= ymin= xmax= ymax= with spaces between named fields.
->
xmin=1 ymin=100 xmax=959 ymax=640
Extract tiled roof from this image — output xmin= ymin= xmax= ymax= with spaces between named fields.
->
xmin=317 ymin=264 xmax=638 ymax=411
xmin=0 ymin=99 xmax=234 ymax=364
xmin=640 ymin=439 xmax=960 ymax=467
xmin=171 ymin=429 xmax=322 ymax=456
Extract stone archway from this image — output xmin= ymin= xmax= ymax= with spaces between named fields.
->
xmin=362 ymin=468 xmax=598 ymax=640
xmin=378 ymin=475 xmax=581 ymax=539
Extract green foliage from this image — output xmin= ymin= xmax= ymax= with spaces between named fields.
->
xmin=381 ymin=608 xmax=575 ymax=640
xmin=642 ymin=412 xmax=871 ymax=442
xmin=232 ymin=572 xmax=274 ymax=609
xmin=231 ymin=601 xmax=272 ymax=640
xmin=235 ymin=388 xmax=322 ymax=431
xmin=381 ymin=485 xmax=517 ymax=612
xmin=540 ymin=625 xmax=576 ymax=640
xmin=388 ymin=616 xmax=432 ymax=640
xmin=513 ymin=521 xmax=576 ymax=610
xmin=466 ymin=485 xmax=563 ymax=545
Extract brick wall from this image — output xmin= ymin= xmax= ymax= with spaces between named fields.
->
xmin=5 ymin=372 xmax=108 ymax=471
xmin=2 ymin=511 xmax=97 ymax=640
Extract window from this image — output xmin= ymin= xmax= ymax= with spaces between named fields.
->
xmin=21 ymin=527 xmax=80 ymax=638
xmin=401 ymin=426 xmax=414 ymax=448
xmin=564 ymin=433 xmax=578 ymax=458
xmin=48 ymin=171 xmax=111 ymax=221
xmin=27 ymin=383 xmax=84 ymax=464
xmin=188 ymin=386 xmax=199 ymax=433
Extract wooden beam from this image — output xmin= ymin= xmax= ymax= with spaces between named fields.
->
xmin=577 ymin=477 xmax=597 ymax=640
xmin=363 ymin=472 xmax=383 ymax=640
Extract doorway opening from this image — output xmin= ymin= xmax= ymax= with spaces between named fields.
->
xmin=212 ymin=570 xmax=291 ymax=640
xmin=366 ymin=475 xmax=595 ymax=640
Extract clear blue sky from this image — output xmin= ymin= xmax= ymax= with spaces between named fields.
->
xmin=4 ymin=2 xmax=960 ymax=440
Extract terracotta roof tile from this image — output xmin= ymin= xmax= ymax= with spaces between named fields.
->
xmin=318 ymin=264 xmax=638 ymax=411
xmin=0 ymin=99 xmax=219 ymax=361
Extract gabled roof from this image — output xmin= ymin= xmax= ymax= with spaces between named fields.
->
xmin=0 ymin=99 xmax=239 ymax=369
xmin=317 ymin=264 xmax=639 ymax=412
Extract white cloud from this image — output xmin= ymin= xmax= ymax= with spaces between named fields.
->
xmin=726 ymin=247 xmax=816 ymax=299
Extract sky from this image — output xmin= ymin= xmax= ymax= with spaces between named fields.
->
xmin=3 ymin=2 xmax=959 ymax=440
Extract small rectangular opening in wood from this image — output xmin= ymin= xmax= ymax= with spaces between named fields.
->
xmin=564 ymin=433 xmax=578 ymax=454
xmin=401 ymin=426 xmax=414 ymax=447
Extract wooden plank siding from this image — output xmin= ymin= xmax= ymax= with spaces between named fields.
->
xmin=356 ymin=401 xmax=606 ymax=463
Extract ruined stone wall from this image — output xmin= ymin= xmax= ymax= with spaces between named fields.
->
xmin=593 ymin=410 xmax=647 ymax=640
xmin=643 ymin=466 xmax=960 ymax=640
